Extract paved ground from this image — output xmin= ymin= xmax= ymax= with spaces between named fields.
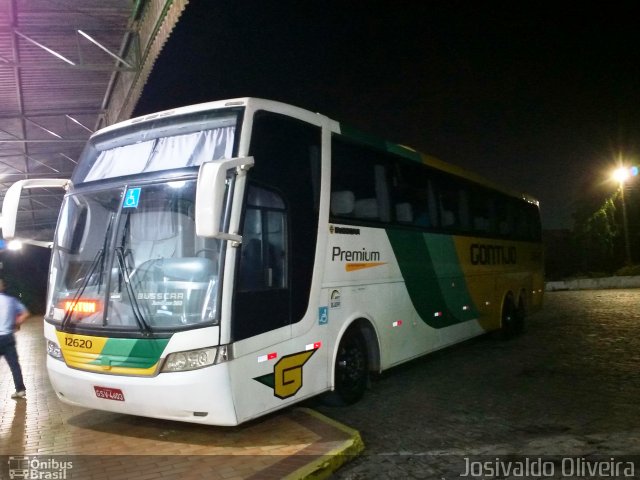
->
xmin=315 ymin=289 xmax=640 ymax=479
xmin=0 ymin=316 xmax=362 ymax=480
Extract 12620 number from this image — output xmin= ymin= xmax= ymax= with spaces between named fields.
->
xmin=65 ymin=337 xmax=93 ymax=349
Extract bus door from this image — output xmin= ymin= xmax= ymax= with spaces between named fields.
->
xmin=232 ymin=183 xmax=289 ymax=340
xmin=229 ymin=111 xmax=322 ymax=421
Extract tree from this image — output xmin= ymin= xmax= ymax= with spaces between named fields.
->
xmin=572 ymin=194 xmax=618 ymax=273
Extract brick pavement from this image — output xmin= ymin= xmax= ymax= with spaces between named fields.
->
xmin=317 ymin=289 xmax=640 ymax=479
xmin=0 ymin=317 xmax=363 ymax=480
xmin=5 ymin=290 xmax=640 ymax=479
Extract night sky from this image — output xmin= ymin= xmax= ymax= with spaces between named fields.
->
xmin=135 ymin=1 xmax=640 ymax=229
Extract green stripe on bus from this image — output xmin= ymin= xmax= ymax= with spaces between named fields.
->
xmin=89 ymin=337 xmax=169 ymax=369
xmin=339 ymin=124 xmax=422 ymax=162
xmin=386 ymin=230 xmax=479 ymax=328
xmin=339 ymin=124 xmax=387 ymax=151
xmin=384 ymin=142 xmax=422 ymax=162
xmin=428 ymin=234 xmax=479 ymax=322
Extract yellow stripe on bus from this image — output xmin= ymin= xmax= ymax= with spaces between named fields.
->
xmin=56 ymin=331 xmax=109 ymax=360
xmin=55 ymin=331 xmax=161 ymax=376
xmin=60 ymin=361 xmax=160 ymax=376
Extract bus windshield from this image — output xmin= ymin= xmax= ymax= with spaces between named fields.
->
xmin=48 ymin=179 xmax=222 ymax=334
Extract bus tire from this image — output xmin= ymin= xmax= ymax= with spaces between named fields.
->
xmin=500 ymin=296 xmax=517 ymax=340
xmin=514 ymin=296 xmax=526 ymax=335
xmin=323 ymin=328 xmax=368 ymax=406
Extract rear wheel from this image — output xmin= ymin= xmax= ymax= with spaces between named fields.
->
xmin=514 ymin=297 xmax=526 ymax=335
xmin=323 ymin=328 xmax=368 ymax=406
xmin=500 ymin=296 xmax=518 ymax=339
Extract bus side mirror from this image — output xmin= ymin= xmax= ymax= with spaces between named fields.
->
xmin=1 ymin=178 xmax=70 ymax=240
xmin=195 ymin=156 xmax=254 ymax=241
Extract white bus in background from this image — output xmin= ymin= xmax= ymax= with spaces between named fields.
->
xmin=1 ymin=98 xmax=543 ymax=426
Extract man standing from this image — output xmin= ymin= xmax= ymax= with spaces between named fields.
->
xmin=0 ymin=277 xmax=30 ymax=399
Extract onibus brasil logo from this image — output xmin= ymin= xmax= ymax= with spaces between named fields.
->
xmin=8 ymin=456 xmax=73 ymax=479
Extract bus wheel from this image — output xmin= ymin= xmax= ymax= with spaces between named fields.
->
xmin=514 ymin=297 xmax=526 ymax=335
xmin=324 ymin=329 xmax=368 ymax=406
xmin=500 ymin=297 xmax=517 ymax=339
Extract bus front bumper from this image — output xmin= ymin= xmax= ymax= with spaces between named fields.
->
xmin=47 ymin=356 xmax=239 ymax=426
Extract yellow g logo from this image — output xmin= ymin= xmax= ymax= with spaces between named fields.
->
xmin=254 ymin=349 xmax=317 ymax=400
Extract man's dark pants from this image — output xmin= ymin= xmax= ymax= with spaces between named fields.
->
xmin=0 ymin=333 xmax=25 ymax=392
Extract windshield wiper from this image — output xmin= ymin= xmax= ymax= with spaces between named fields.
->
xmin=114 ymin=246 xmax=152 ymax=335
xmin=116 ymin=212 xmax=134 ymax=293
xmin=61 ymin=248 xmax=105 ymax=330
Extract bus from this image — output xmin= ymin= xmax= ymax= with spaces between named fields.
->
xmin=1 ymin=98 xmax=543 ymax=426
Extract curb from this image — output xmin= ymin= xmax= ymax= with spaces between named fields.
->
xmin=284 ymin=408 xmax=365 ymax=480
xmin=546 ymin=275 xmax=640 ymax=291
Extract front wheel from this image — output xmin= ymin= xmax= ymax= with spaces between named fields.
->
xmin=323 ymin=329 xmax=368 ymax=406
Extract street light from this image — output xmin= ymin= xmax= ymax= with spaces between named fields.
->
xmin=613 ymin=167 xmax=630 ymax=184
xmin=612 ymin=167 xmax=632 ymax=265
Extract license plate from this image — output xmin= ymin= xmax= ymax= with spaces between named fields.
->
xmin=94 ymin=386 xmax=125 ymax=401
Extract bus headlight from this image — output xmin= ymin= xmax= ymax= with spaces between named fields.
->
xmin=47 ymin=340 xmax=63 ymax=360
xmin=161 ymin=347 xmax=217 ymax=372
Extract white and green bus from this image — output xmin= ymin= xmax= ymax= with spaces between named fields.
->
xmin=1 ymin=98 xmax=543 ymax=426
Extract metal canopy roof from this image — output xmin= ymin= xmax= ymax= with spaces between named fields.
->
xmin=0 ymin=0 xmax=188 ymax=243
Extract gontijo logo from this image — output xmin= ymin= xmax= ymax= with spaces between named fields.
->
xmin=253 ymin=347 xmax=319 ymax=399
xmin=332 ymin=246 xmax=386 ymax=271
xmin=470 ymin=244 xmax=517 ymax=265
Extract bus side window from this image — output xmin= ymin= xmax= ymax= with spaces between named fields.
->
xmin=374 ymin=164 xmax=391 ymax=222
xmin=427 ymin=182 xmax=438 ymax=227
xmin=459 ymin=189 xmax=470 ymax=231
xmin=437 ymin=188 xmax=459 ymax=230
xmin=395 ymin=202 xmax=414 ymax=223
xmin=354 ymin=198 xmax=379 ymax=220
xmin=330 ymin=137 xmax=392 ymax=224
xmin=496 ymin=199 xmax=515 ymax=237
xmin=390 ymin=160 xmax=437 ymax=229
xmin=330 ymin=191 xmax=355 ymax=217
xmin=239 ymin=208 xmax=263 ymax=290
xmin=265 ymin=210 xmax=286 ymax=287
xmin=470 ymin=189 xmax=491 ymax=234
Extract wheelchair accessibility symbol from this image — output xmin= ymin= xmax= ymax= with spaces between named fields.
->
xmin=123 ymin=188 xmax=141 ymax=208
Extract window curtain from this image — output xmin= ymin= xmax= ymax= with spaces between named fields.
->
xmin=84 ymin=127 xmax=235 ymax=182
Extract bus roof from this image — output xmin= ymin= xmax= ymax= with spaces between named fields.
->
xmin=96 ymin=97 xmax=539 ymax=206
